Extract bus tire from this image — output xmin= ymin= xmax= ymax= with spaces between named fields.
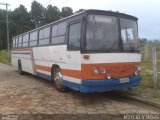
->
xmin=52 ymin=66 xmax=66 ymax=92
xmin=18 ymin=60 xmax=23 ymax=75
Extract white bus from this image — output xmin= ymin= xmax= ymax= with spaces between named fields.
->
xmin=11 ymin=10 xmax=141 ymax=93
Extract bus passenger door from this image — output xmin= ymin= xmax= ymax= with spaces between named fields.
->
xmin=64 ymin=21 xmax=82 ymax=80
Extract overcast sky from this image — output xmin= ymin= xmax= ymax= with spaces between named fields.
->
xmin=0 ymin=0 xmax=159 ymax=40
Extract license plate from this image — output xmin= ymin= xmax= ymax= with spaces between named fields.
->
xmin=120 ymin=78 xmax=129 ymax=83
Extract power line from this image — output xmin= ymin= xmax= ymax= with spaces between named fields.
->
xmin=56 ymin=0 xmax=70 ymax=6
xmin=43 ymin=0 xmax=53 ymax=6
xmin=43 ymin=0 xmax=71 ymax=7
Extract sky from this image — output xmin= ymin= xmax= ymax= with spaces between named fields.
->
xmin=0 ymin=0 xmax=159 ymax=40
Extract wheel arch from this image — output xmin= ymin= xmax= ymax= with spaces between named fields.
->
xmin=51 ymin=64 xmax=60 ymax=78
xmin=51 ymin=64 xmax=60 ymax=70
xmin=18 ymin=59 xmax=22 ymax=68
xmin=51 ymin=64 xmax=66 ymax=92
xmin=17 ymin=59 xmax=24 ymax=75
xmin=18 ymin=59 xmax=21 ymax=64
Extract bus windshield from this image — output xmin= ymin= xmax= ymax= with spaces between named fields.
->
xmin=120 ymin=18 xmax=138 ymax=51
xmin=84 ymin=14 xmax=139 ymax=52
xmin=85 ymin=15 xmax=119 ymax=52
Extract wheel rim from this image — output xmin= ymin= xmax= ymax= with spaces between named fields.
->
xmin=54 ymin=71 xmax=64 ymax=88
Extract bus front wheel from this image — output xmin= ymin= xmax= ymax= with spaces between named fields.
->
xmin=52 ymin=67 xmax=66 ymax=92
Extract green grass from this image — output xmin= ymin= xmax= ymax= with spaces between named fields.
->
xmin=0 ymin=51 xmax=10 ymax=64
xmin=140 ymin=43 xmax=160 ymax=88
xmin=153 ymin=93 xmax=160 ymax=100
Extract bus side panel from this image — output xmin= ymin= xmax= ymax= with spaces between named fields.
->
xmin=33 ymin=47 xmax=50 ymax=80
xmin=11 ymin=53 xmax=18 ymax=69
xmin=48 ymin=45 xmax=82 ymax=83
xmin=21 ymin=54 xmax=34 ymax=74
xmin=33 ymin=45 xmax=82 ymax=84
xmin=11 ymin=51 xmax=34 ymax=74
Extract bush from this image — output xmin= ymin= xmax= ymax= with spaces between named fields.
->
xmin=0 ymin=51 xmax=10 ymax=64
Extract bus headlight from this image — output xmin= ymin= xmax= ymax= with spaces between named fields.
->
xmin=100 ymin=67 xmax=106 ymax=74
xmin=107 ymin=74 xmax=111 ymax=79
xmin=92 ymin=67 xmax=99 ymax=74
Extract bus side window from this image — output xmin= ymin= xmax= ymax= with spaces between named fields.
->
xmin=30 ymin=31 xmax=38 ymax=46
xmin=51 ymin=22 xmax=66 ymax=44
xmin=58 ymin=22 xmax=66 ymax=36
xmin=39 ymin=26 xmax=50 ymax=46
xmin=52 ymin=25 xmax=58 ymax=37
xmin=23 ymin=34 xmax=29 ymax=47
xmin=13 ymin=38 xmax=15 ymax=48
xmin=51 ymin=25 xmax=58 ymax=44
xmin=15 ymin=37 xmax=18 ymax=48
xmin=68 ymin=23 xmax=81 ymax=50
xmin=18 ymin=36 xmax=22 ymax=48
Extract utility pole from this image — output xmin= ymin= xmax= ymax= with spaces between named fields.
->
xmin=0 ymin=3 xmax=10 ymax=52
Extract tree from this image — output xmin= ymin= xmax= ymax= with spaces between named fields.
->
xmin=31 ymin=1 xmax=46 ymax=27
xmin=0 ymin=2 xmax=75 ymax=50
xmin=11 ymin=5 xmax=33 ymax=35
xmin=45 ymin=5 xmax=61 ymax=24
xmin=0 ymin=9 xmax=7 ymax=50
xmin=61 ymin=7 xmax=73 ymax=18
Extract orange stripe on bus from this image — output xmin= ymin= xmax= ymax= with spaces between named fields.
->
xmin=61 ymin=69 xmax=82 ymax=79
xmin=35 ymin=65 xmax=82 ymax=79
xmin=36 ymin=65 xmax=51 ymax=72
xmin=35 ymin=62 xmax=140 ymax=80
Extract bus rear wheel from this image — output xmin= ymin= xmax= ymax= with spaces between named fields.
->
xmin=52 ymin=67 xmax=66 ymax=92
xmin=18 ymin=60 xmax=23 ymax=75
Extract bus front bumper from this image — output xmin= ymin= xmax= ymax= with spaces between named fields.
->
xmin=64 ymin=76 xmax=141 ymax=93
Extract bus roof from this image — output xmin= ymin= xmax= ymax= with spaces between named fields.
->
xmin=13 ymin=9 xmax=138 ymax=38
